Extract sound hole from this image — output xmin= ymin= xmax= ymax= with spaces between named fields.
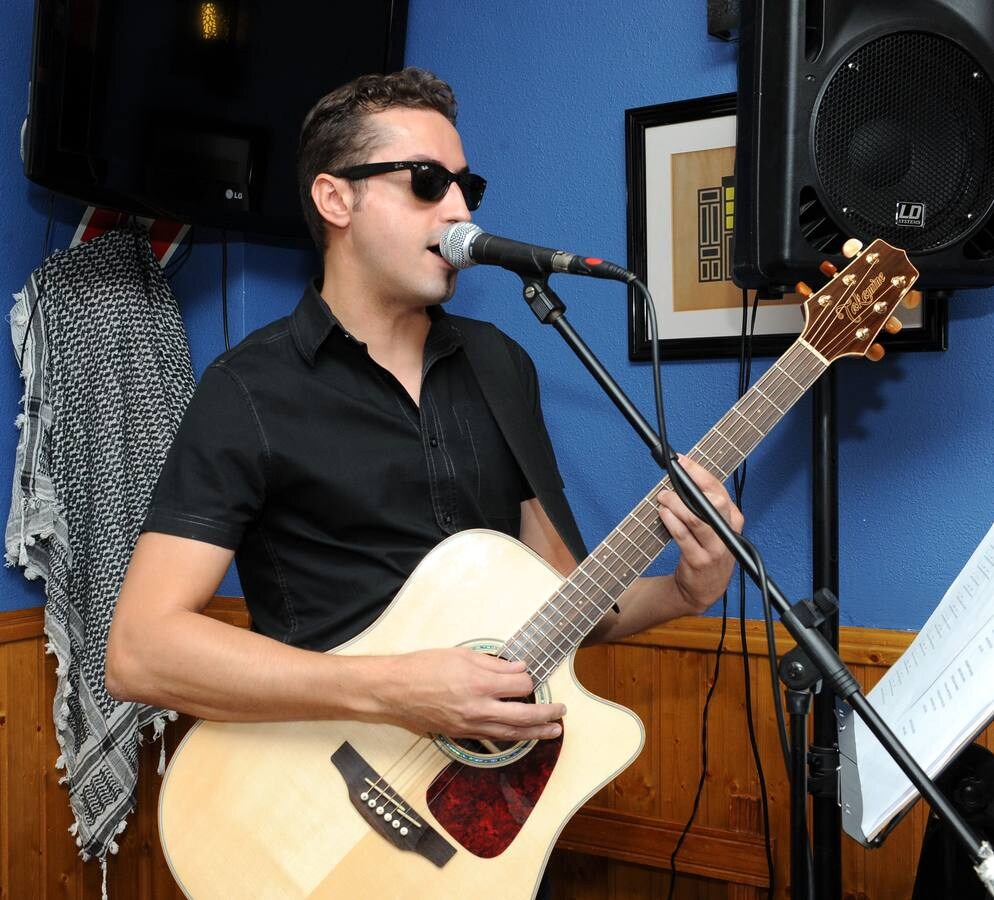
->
xmin=434 ymin=640 xmax=554 ymax=767
xmin=448 ymin=691 xmax=537 ymax=757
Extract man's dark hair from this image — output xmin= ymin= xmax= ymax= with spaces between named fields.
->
xmin=296 ymin=67 xmax=458 ymax=251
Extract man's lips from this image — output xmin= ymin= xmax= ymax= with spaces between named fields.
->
xmin=429 ymin=244 xmax=454 ymax=269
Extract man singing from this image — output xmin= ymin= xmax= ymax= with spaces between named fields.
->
xmin=107 ymin=68 xmax=743 ymax=894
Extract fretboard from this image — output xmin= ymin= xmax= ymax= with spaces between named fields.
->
xmin=502 ymin=340 xmax=828 ymax=684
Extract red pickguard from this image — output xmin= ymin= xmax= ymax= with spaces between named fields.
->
xmin=426 ymin=735 xmax=564 ymax=858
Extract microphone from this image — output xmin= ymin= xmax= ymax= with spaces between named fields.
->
xmin=439 ymin=223 xmax=635 ymax=283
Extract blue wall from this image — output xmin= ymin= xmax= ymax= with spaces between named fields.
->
xmin=3 ymin=0 xmax=993 ymax=630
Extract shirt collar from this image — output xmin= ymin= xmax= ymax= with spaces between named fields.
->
xmin=290 ymin=279 xmax=462 ymax=366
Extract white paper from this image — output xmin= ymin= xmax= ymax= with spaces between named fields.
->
xmin=851 ymin=521 xmax=994 ymax=841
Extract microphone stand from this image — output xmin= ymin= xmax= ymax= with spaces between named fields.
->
xmin=515 ymin=273 xmax=994 ymax=898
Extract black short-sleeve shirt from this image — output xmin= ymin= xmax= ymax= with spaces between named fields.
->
xmin=143 ymin=282 xmax=538 ymax=650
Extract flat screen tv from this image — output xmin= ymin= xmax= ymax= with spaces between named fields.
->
xmin=23 ymin=0 xmax=408 ymax=239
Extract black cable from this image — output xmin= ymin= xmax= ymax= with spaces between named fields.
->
xmin=221 ymin=230 xmax=231 ymax=352
xmin=666 ymin=590 xmax=728 ymax=900
xmin=638 ymin=279 xmax=785 ymax=898
xmin=731 ymin=288 xmax=777 ymax=898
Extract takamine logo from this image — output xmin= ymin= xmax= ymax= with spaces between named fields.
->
xmin=896 ymin=201 xmax=926 ymax=227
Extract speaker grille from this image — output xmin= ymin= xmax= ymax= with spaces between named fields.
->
xmin=813 ymin=31 xmax=994 ymax=253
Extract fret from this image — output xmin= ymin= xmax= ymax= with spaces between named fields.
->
xmin=599 ymin=539 xmax=644 ymax=578
xmin=729 ymin=405 xmax=765 ymax=438
xmin=773 ymin=360 xmax=804 ymax=389
xmin=501 ymin=635 xmax=546 ymax=673
xmin=533 ymin=605 xmax=583 ymax=651
xmin=710 ymin=421 xmax=750 ymax=458
xmin=754 ymin=385 xmax=785 ymax=415
xmin=554 ymin=588 xmax=600 ymax=628
xmin=692 ymin=441 xmax=723 ymax=472
xmin=581 ymin=553 xmax=631 ymax=595
xmin=610 ymin=525 xmax=655 ymax=564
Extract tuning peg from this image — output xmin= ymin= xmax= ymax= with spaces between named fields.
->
xmin=866 ymin=343 xmax=886 ymax=362
xmin=819 ymin=260 xmax=838 ymax=277
xmin=795 ymin=281 xmax=813 ymax=297
xmin=884 ymin=316 xmax=903 ymax=335
xmin=842 ymin=238 xmax=864 ymax=258
xmin=902 ymin=290 xmax=922 ymax=310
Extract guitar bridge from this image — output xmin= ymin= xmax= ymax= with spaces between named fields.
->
xmin=330 ymin=742 xmax=456 ymax=868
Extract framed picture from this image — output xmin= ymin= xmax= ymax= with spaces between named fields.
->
xmin=625 ymin=92 xmax=948 ymax=360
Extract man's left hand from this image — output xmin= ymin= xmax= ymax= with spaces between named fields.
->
xmin=656 ymin=455 xmax=745 ymax=615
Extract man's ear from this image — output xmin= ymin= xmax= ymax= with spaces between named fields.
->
xmin=311 ymin=174 xmax=353 ymax=230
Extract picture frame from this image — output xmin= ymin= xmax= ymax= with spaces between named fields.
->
xmin=625 ymin=92 xmax=948 ymax=361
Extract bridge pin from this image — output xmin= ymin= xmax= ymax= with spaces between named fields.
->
xmin=367 ymin=799 xmax=376 ymax=808
xmin=384 ymin=813 xmax=393 ymax=822
xmin=376 ymin=806 xmax=384 ymax=815
xmin=392 ymin=820 xmax=401 ymax=829
xmin=400 ymin=827 xmax=409 ymax=836
xmin=360 ymin=792 xmax=369 ymax=801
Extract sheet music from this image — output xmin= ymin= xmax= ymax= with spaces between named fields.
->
xmin=848 ymin=521 xmax=994 ymax=842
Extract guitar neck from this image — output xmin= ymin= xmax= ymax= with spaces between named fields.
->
xmin=504 ymin=339 xmax=828 ymax=683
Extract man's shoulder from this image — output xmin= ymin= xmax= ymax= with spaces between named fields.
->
xmin=208 ymin=317 xmax=295 ymax=378
xmin=446 ymin=313 xmax=529 ymax=360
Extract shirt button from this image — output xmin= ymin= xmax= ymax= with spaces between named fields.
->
xmin=429 ymin=437 xmax=438 ymax=447
xmin=443 ymin=514 xmax=452 ymax=524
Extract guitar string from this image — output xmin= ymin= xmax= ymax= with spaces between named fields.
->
xmin=374 ymin=257 xmax=910 ymax=812
xmin=507 ymin=263 xmax=908 ymax=675
xmin=507 ymin=342 xmax=831 ymax=677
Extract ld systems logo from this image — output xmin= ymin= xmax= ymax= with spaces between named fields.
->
xmin=895 ymin=201 xmax=926 ymax=227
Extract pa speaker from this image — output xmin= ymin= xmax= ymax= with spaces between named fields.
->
xmin=733 ymin=0 xmax=994 ymax=290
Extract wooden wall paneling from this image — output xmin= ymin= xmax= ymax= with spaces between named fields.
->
xmin=41 ymin=636 xmax=82 ymax=900
xmin=611 ymin=644 xmax=660 ymax=817
xmin=611 ymin=857 xmax=668 ymax=899
xmin=549 ymin=848 xmax=611 ymax=898
xmin=5 ymin=637 xmax=45 ymax=899
xmin=657 ymin=647 xmax=706 ymax=824
xmin=703 ymin=627 xmax=750 ymax=833
xmin=744 ymin=647 xmax=788 ymax=895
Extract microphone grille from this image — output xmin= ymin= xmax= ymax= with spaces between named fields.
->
xmin=439 ymin=222 xmax=481 ymax=270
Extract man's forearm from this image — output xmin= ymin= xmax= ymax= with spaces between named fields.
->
xmin=583 ymin=574 xmax=698 ymax=645
xmin=106 ymin=610 xmax=389 ymax=722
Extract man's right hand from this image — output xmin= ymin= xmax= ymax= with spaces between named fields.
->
xmin=371 ymin=647 xmax=565 ymax=742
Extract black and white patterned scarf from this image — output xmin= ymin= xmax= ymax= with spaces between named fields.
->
xmin=5 ymin=229 xmax=195 ymax=880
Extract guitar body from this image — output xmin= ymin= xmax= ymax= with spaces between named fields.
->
xmin=159 ymin=530 xmax=645 ymax=899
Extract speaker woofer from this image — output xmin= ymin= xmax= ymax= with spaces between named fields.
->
xmin=812 ymin=31 xmax=994 ymax=254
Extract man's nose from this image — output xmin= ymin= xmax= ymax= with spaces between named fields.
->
xmin=440 ymin=180 xmax=472 ymax=223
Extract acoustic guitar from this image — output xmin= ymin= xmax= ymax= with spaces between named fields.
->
xmin=158 ymin=240 xmax=918 ymax=898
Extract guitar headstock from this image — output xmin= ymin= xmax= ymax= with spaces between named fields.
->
xmin=798 ymin=239 xmax=920 ymax=363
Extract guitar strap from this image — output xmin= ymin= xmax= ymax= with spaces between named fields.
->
xmin=455 ymin=316 xmax=588 ymax=568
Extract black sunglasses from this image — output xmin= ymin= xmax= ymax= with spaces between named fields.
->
xmin=331 ymin=161 xmax=487 ymax=211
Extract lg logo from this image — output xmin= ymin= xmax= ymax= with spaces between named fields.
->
xmin=895 ymin=201 xmax=926 ymax=227
xmin=224 ymin=188 xmax=244 ymax=201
